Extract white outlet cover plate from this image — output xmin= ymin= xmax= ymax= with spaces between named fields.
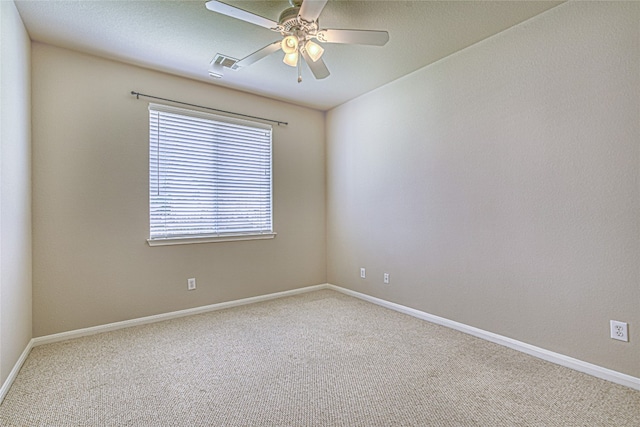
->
xmin=610 ymin=320 xmax=628 ymax=342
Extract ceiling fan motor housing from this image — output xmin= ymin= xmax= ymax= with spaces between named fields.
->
xmin=279 ymin=6 xmax=319 ymax=42
xmin=278 ymin=7 xmax=300 ymax=32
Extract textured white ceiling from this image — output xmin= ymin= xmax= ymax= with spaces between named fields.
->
xmin=14 ymin=0 xmax=563 ymax=110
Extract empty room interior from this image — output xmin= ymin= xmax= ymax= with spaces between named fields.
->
xmin=1 ymin=0 xmax=639 ymax=424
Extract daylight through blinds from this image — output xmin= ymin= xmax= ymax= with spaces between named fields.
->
xmin=149 ymin=104 xmax=272 ymax=240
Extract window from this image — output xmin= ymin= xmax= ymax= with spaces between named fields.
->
xmin=148 ymin=103 xmax=274 ymax=246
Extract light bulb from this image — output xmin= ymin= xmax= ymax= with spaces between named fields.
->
xmin=281 ymin=36 xmax=298 ymax=54
xmin=305 ymin=40 xmax=324 ymax=62
xmin=283 ymin=51 xmax=298 ymax=67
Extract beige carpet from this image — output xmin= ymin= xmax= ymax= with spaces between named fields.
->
xmin=1 ymin=289 xmax=638 ymax=426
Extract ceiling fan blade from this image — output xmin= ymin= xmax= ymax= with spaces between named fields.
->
xmin=205 ymin=0 xmax=279 ymax=30
xmin=301 ymin=49 xmax=330 ymax=80
xmin=298 ymin=0 xmax=328 ymax=22
xmin=236 ymin=41 xmax=282 ymax=68
xmin=317 ymin=29 xmax=389 ymax=46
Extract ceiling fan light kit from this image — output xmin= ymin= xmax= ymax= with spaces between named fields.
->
xmin=205 ymin=0 xmax=389 ymax=82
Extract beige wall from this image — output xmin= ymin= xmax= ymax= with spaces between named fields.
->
xmin=17 ymin=0 xmax=640 ymax=384
xmin=0 ymin=0 xmax=33 ymax=385
xmin=32 ymin=43 xmax=326 ymax=336
xmin=327 ymin=2 xmax=639 ymax=377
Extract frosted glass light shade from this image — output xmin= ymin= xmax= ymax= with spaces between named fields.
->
xmin=305 ymin=40 xmax=324 ymax=62
xmin=283 ymin=51 xmax=298 ymax=67
xmin=281 ymin=36 xmax=298 ymax=54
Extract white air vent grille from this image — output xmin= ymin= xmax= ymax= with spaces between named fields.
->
xmin=211 ymin=54 xmax=240 ymax=70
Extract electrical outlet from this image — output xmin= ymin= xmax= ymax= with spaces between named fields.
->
xmin=187 ymin=278 xmax=196 ymax=291
xmin=383 ymin=273 xmax=390 ymax=284
xmin=610 ymin=320 xmax=628 ymax=342
xmin=360 ymin=268 xmax=366 ymax=279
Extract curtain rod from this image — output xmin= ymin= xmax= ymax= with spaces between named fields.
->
xmin=130 ymin=91 xmax=288 ymax=126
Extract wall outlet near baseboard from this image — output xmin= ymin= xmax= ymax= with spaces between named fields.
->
xmin=610 ymin=320 xmax=628 ymax=342
xmin=187 ymin=278 xmax=196 ymax=291
xmin=360 ymin=268 xmax=366 ymax=279
xmin=383 ymin=273 xmax=390 ymax=284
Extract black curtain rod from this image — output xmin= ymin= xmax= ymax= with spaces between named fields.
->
xmin=130 ymin=91 xmax=288 ymax=126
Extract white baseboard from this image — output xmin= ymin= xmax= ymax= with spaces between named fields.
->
xmin=33 ymin=284 xmax=327 ymax=346
xmin=326 ymin=284 xmax=640 ymax=392
xmin=0 ymin=339 xmax=33 ymax=403
xmin=2 ymin=282 xmax=637 ymax=406
xmin=0 ymin=284 xmax=326 ymax=404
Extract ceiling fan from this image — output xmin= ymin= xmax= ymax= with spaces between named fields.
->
xmin=205 ymin=0 xmax=389 ymax=82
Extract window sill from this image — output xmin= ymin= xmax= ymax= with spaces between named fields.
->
xmin=147 ymin=232 xmax=277 ymax=247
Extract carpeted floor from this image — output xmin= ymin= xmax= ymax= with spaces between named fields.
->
xmin=1 ymin=289 xmax=639 ymax=426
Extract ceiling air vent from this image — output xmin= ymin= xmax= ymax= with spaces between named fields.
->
xmin=209 ymin=54 xmax=240 ymax=78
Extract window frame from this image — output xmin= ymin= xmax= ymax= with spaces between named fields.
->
xmin=147 ymin=103 xmax=276 ymax=246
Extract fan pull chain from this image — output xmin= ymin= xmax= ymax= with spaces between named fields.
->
xmin=297 ymin=55 xmax=302 ymax=83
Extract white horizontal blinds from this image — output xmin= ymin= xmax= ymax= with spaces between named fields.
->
xmin=149 ymin=103 xmax=272 ymax=240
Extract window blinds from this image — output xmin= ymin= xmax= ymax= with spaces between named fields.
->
xmin=149 ymin=103 xmax=273 ymax=241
